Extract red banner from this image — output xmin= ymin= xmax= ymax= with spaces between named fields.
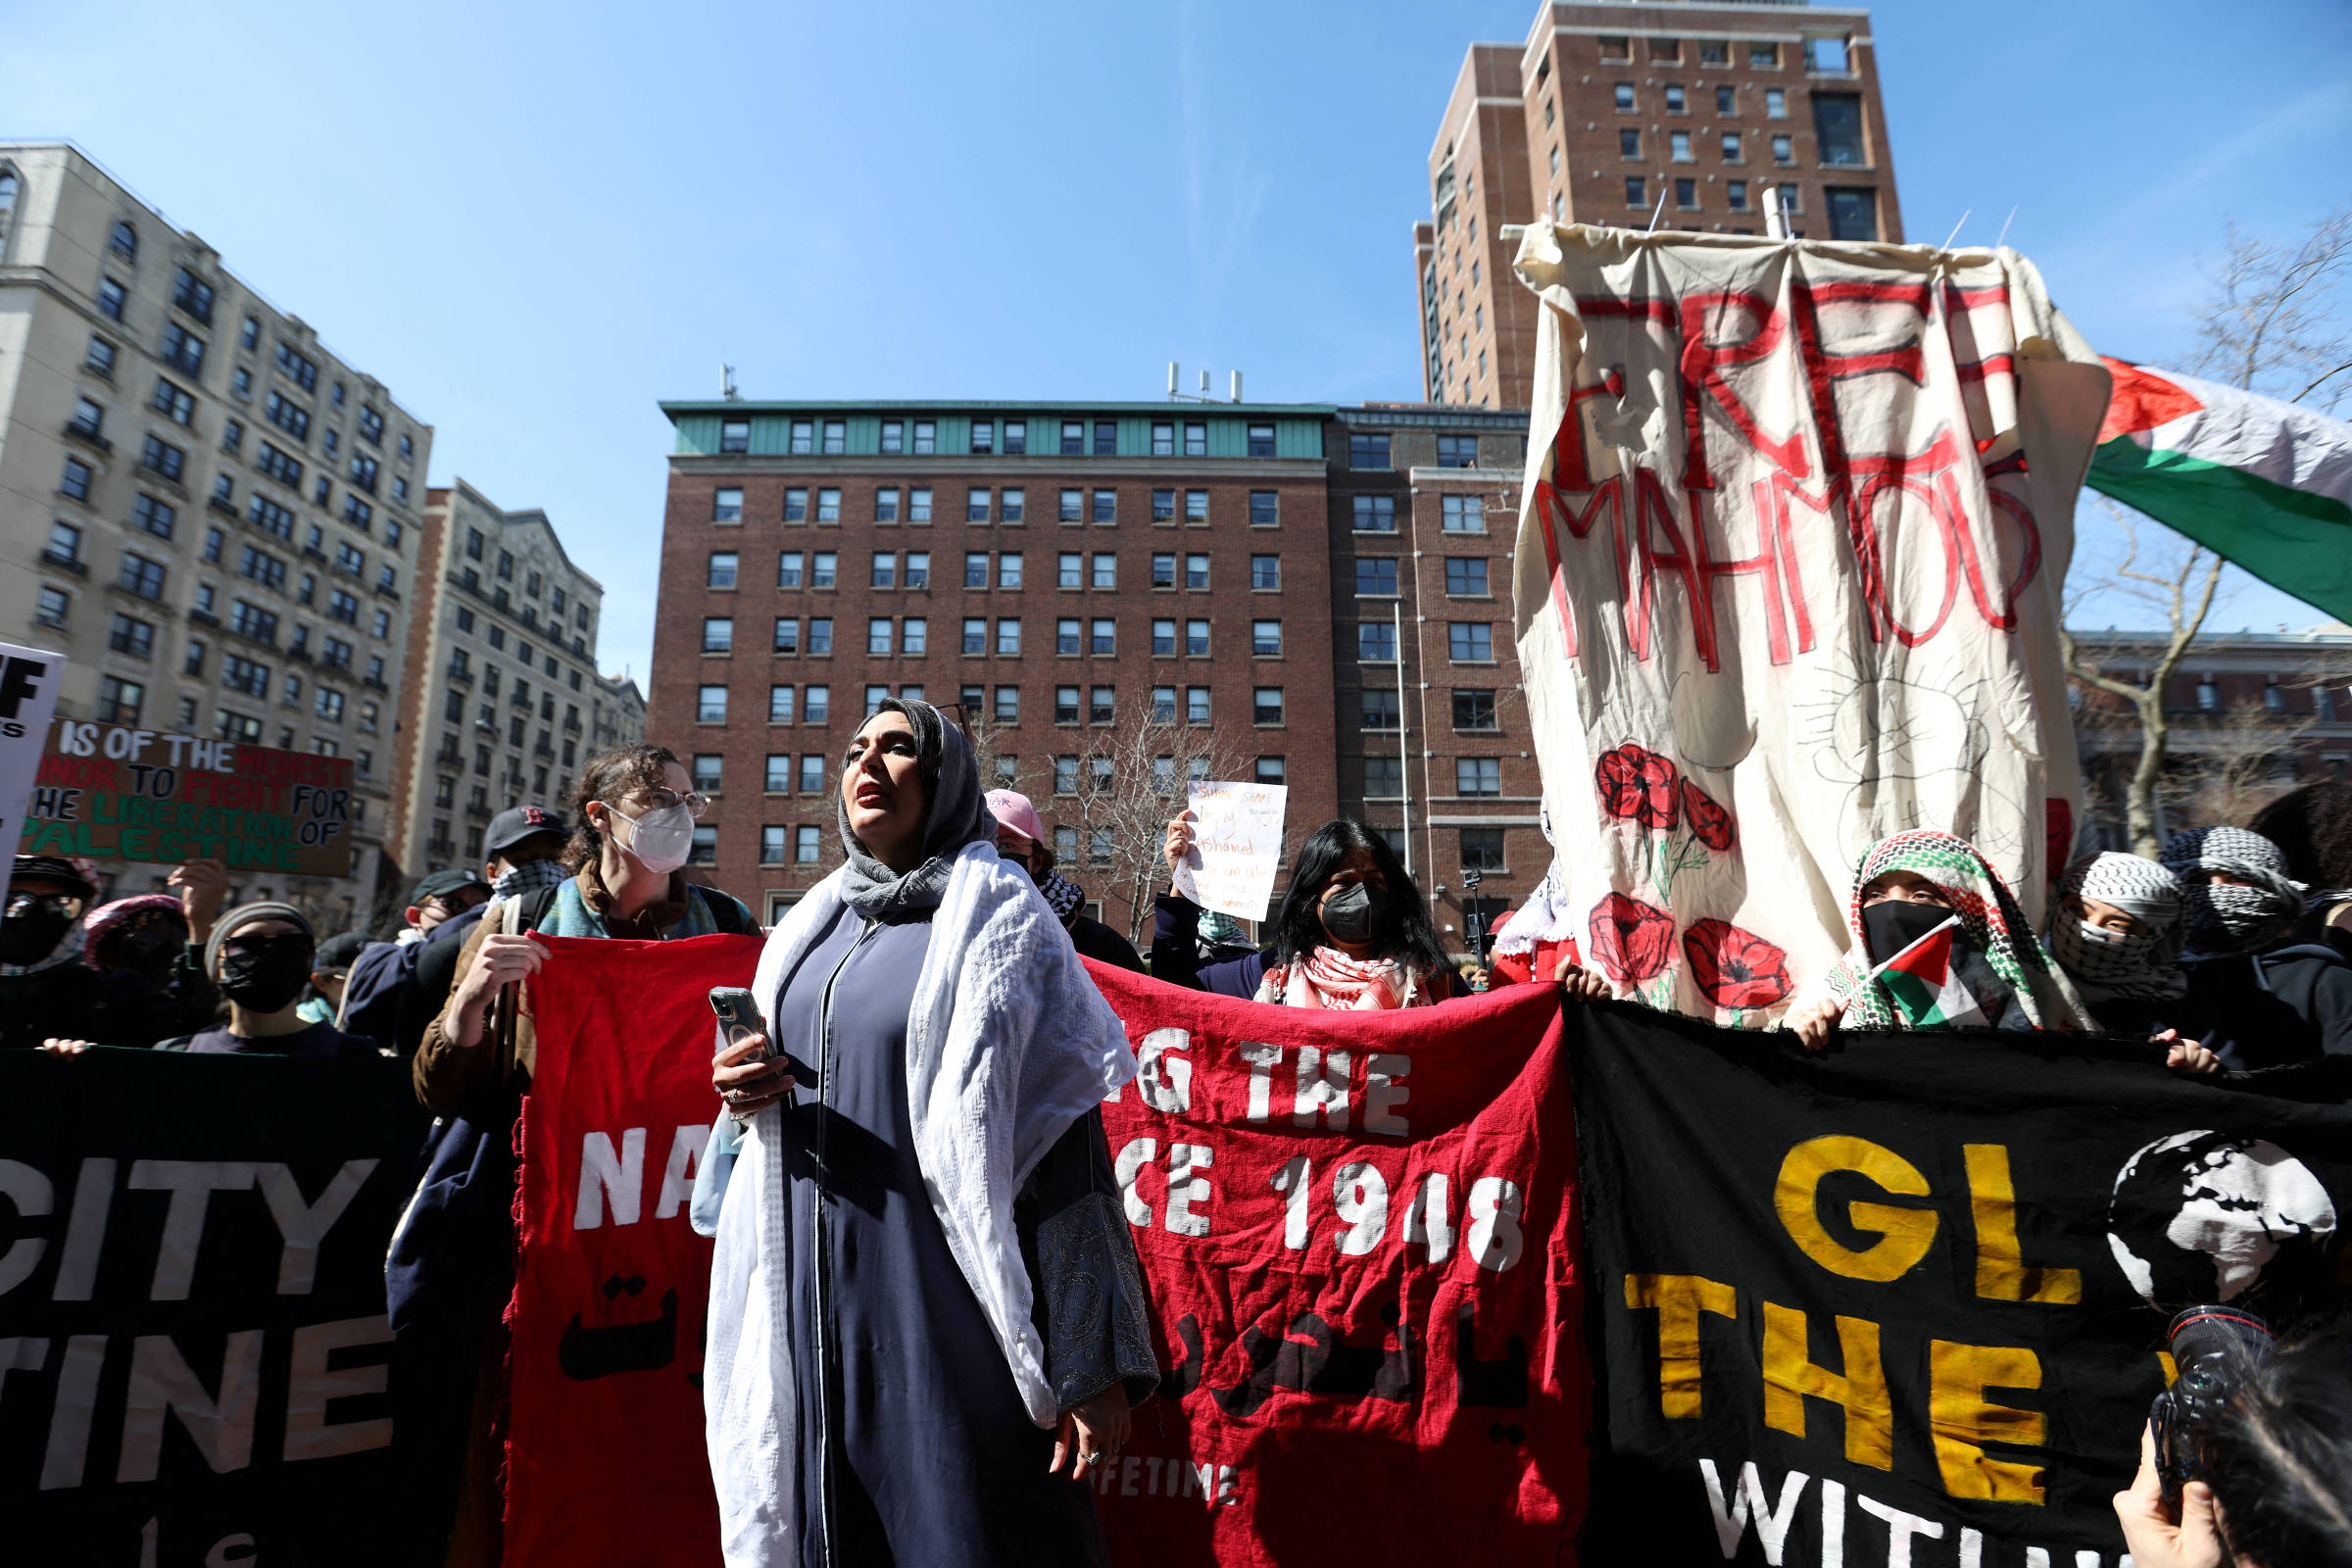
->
xmin=507 ymin=933 xmax=761 ymax=1568
xmin=1087 ymin=964 xmax=1590 ymax=1567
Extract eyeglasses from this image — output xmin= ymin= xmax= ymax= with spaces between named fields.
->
xmin=622 ymin=790 xmax=711 ymax=818
xmin=6 ymin=892 xmax=81 ymax=919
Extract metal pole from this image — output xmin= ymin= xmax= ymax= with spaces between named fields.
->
xmin=1396 ymin=601 xmax=1412 ymax=881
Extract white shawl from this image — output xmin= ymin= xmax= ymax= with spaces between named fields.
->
xmin=703 ymin=843 xmax=1137 ymax=1567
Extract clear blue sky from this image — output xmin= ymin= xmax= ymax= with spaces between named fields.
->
xmin=9 ymin=0 xmax=2349 ymax=672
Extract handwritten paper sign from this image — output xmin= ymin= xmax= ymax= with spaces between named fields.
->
xmin=0 ymin=641 xmax=66 ymax=863
xmin=1173 ymin=779 xmax=1288 ymax=922
xmin=22 ymin=720 xmax=357 ymax=877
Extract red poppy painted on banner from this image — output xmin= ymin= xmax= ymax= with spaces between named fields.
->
xmin=1588 ymin=893 xmax=1676 ymax=983
xmin=1680 ymin=780 xmax=1737 ymax=852
xmin=1594 ymin=744 xmax=1680 ymax=830
xmin=1680 ymin=918 xmax=1791 ymax=1009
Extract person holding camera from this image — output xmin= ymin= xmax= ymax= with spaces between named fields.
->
xmin=2116 ymin=1311 xmax=2352 ymax=1568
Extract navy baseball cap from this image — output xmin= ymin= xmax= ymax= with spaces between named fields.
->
xmin=409 ymin=868 xmax=491 ymax=906
xmin=485 ymin=805 xmax=566 ymax=859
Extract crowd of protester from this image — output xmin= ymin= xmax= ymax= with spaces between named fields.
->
xmin=5 ymin=714 xmax=2348 ymax=1567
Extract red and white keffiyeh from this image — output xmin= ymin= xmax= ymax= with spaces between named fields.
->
xmin=1253 ymin=946 xmax=1437 ymax=1010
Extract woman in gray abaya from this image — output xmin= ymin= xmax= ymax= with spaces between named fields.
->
xmin=704 ymin=698 xmax=1157 ymax=1568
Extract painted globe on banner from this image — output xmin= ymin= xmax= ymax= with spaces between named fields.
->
xmin=2105 ymin=1131 xmax=2339 ymax=1309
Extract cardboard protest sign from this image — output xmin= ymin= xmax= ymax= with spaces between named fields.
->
xmin=23 ymin=721 xmax=357 ymax=878
xmin=1507 ymin=228 xmax=2115 ymax=1022
xmin=1172 ymin=780 xmax=1288 ymax=922
xmin=1087 ymin=962 xmax=1588 ymax=1568
xmin=0 ymin=641 xmax=66 ymax=862
xmin=0 ymin=1049 xmax=432 ymax=1565
xmin=505 ymin=934 xmax=761 ymax=1568
xmin=1569 ymin=1004 xmax=2351 ymax=1566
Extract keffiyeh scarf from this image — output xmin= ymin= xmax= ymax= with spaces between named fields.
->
xmin=2045 ymin=853 xmax=2186 ymax=1004
xmin=1254 ymin=946 xmax=1436 ymax=1010
xmin=1036 ymin=869 xmax=1085 ymax=924
xmin=2159 ymin=825 xmax=2308 ymax=959
xmin=1820 ymin=830 xmax=2087 ymax=1032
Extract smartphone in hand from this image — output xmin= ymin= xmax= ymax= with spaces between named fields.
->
xmin=709 ymin=986 xmax=765 ymax=1058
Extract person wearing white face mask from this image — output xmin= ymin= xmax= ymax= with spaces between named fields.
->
xmin=407 ymin=744 xmax=754 ymax=1564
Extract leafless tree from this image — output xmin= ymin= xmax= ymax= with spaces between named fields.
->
xmin=2061 ymin=201 xmax=2352 ymax=857
xmin=1023 ymin=695 xmax=1256 ymax=945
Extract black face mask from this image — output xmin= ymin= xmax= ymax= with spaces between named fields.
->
xmin=117 ymin=927 xmax=185 ymax=969
xmin=1319 ymin=882 xmax=1384 ymax=946
xmin=1863 ymin=899 xmax=1954 ymax=965
xmin=219 ymin=940 xmax=314 ymax=1013
xmin=0 ymin=902 xmax=74 ymax=965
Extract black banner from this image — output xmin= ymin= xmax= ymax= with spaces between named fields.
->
xmin=0 ymin=1049 xmax=432 ymax=1566
xmin=1570 ymin=1005 xmax=2350 ymax=1566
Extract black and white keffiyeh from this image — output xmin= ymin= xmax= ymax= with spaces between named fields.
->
xmin=2159 ymin=826 xmax=2309 ymax=959
xmin=2046 ymin=852 xmax=2186 ymax=1004
xmin=1035 ymin=869 xmax=1085 ymax=924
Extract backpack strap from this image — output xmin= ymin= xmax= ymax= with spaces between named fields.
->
xmin=692 ymin=884 xmax=752 ymax=936
xmin=517 ymin=883 xmax=565 ymax=935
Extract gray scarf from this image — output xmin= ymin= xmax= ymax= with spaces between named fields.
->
xmin=835 ymin=698 xmax=995 ymax=921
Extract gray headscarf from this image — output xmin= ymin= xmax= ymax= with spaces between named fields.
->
xmin=835 ymin=698 xmax=995 ymax=921
xmin=2159 ymin=825 xmax=2308 ymax=959
xmin=2046 ymin=852 xmax=2187 ymax=1004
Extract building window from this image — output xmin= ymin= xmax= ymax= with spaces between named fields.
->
xmin=996 ymin=618 xmax=1022 ymax=656
xmin=1093 ymin=420 xmax=1117 ymax=456
xmin=1250 ymin=620 xmax=1282 ymax=657
xmin=34 ymin=585 xmax=70 ymax=629
xmin=1247 ymin=423 xmax=1275 ymax=458
xmin=1152 ymin=489 xmax=1176 ymax=523
xmin=1360 ymin=688 xmax=1400 ymax=731
xmin=1348 ymin=432 xmax=1392 ymax=469
xmin=805 ymin=685 xmax=830 ymax=721
xmin=912 ymin=421 xmax=936 ymax=455
xmin=1358 ymin=621 xmax=1397 ymax=662
xmin=905 ymin=551 xmax=930 ymax=588
xmin=1670 ymin=130 xmax=1693 ymax=163
xmin=1613 ymin=83 xmax=1635 ymax=111
xmin=1180 ymin=422 xmax=1204 ymax=457
xmin=110 ymin=220 xmax=138 ymax=261
xmin=1448 ymin=622 xmax=1494 ymax=662
xmin=119 ymin=552 xmax=167 ymax=600
xmin=779 ymin=551 xmax=805 ymax=589
xmin=1826 ymin=187 xmax=1880 ymax=241
xmin=1355 ymin=558 xmax=1398 ymax=597
xmin=708 ymin=551 xmax=738 ymax=589
xmin=794 ymin=825 xmax=820 ymax=863
xmin=879 ymin=420 xmax=903 ymax=454
xmin=1677 ymin=177 xmax=1698 ymax=210
xmin=1182 ymin=554 xmax=1209 ymax=591
xmin=719 ymin=418 xmax=750 ymax=454
xmin=784 ymin=488 xmax=808 ymax=522
xmin=876 ymin=488 xmax=901 ymax=522
xmin=1766 ymin=88 xmax=1788 ymax=120
xmin=713 ymin=487 xmax=744 ymax=522
xmin=1250 ymin=555 xmax=1280 ymax=591
xmin=769 ymin=684 xmax=797 ymax=724
xmin=1254 ymin=757 xmax=1285 ymax=785
xmin=868 ymin=617 xmax=894 ymax=656
xmin=820 ymin=419 xmax=846 ymax=456
xmin=908 ymin=488 xmax=933 ymax=522
xmin=703 ymin=617 xmax=733 ymax=654
xmin=1728 ymin=180 xmax=1750 ymax=213
xmin=1626 ymin=175 xmax=1646 ymax=209
xmin=1456 ymin=758 xmax=1502 ymax=797
xmin=967 ymin=487 xmax=992 ymax=524
xmin=1252 ymin=687 xmax=1285 ymax=724
xmin=1091 ymin=489 xmax=1116 ymax=525
xmin=811 ymin=552 xmax=837 ymax=589
xmin=1352 ymin=494 xmax=1397 ymax=532
xmin=1446 ymin=559 xmax=1490 ymax=596
xmin=1185 ymin=688 xmax=1211 ymax=724
xmin=1184 ymin=619 xmax=1210 ymax=657
xmin=1055 ymin=618 xmax=1081 ymax=657
xmin=996 ymin=552 xmax=1023 ymax=589
xmin=688 ymin=825 xmax=716 ymax=865
xmin=1090 ymin=618 xmax=1115 ymax=656
xmin=872 ymin=552 xmax=897 ymax=590
xmin=698 ymin=685 xmax=728 ymax=722
xmin=1771 ymin=134 xmax=1795 ymax=167
xmin=1150 ymin=617 xmax=1176 ymax=656
xmin=815 ymin=487 xmax=841 ymax=522
xmin=1454 ymin=689 xmax=1498 ymax=731
xmin=1085 ymin=685 xmax=1113 ymax=724
xmin=99 ymin=277 xmax=127 ymax=320
xmin=1813 ymin=94 xmax=1865 ymax=165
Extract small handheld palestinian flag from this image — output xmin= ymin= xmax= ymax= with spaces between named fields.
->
xmin=2086 ymin=358 xmax=2352 ymax=624
xmin=1865 ymin=914 xmax=1988 ymax=1029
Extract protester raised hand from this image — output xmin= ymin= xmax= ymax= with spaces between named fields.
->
xmin=1162 ymin=809 xmax=1198 ymax=881
xmin=1554 ymin=959 xmax=1612 ymax=1002
xmin=711 ymin=1029 xmax=796 ymax=1119
xmin=167 ymin=858 xmax=229 ymax=944
xmin=2152 ymin=1029 xmax=2223 ymax=1075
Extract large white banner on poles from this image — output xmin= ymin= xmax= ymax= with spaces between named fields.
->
xmin=1507 ymin=227 xmax=2112 ymax=1023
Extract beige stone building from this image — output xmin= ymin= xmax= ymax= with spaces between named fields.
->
xmin=388 ymin=480 xmax=607 ymax=876
xmin=0 ymin=143 xmax=432 ymax=925
xmin=591 ymin=670 xmax=646 ymax=754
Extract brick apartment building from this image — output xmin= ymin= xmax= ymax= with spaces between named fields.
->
xmin=647 ymin=401 xmax=1545 ymax=951
xmin=1415 ymin=1 xmax=1904 ymax=410
xmin=2067 ymin=625 xmax=2352 ymax=848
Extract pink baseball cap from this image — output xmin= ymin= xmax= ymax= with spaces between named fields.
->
xmin=986 ymin=790 xmax=1046 ymax=846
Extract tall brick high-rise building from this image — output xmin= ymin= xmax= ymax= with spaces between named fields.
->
xmin=648 ymin=401 xmax=1547 ymax=953
xmin=1417 ymin=1 xmax=1904 ymax=410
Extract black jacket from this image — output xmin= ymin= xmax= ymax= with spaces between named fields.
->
xmin=2179 ymin=944 xmax=2352 ymax=1070
xmin=1066 ymin=912 xmax=1145 ymax=974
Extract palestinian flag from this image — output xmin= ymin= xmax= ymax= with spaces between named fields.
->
xmin=2086 ymin=357 xmax=2352 ymax=623
xmin=1867 ymin=914 xmax=1988 ymax=1029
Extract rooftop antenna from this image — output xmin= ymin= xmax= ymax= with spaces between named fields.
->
xmin=1941 ymin=208 xmax=1973 ymax=251
xmin=1167 ymin=362 xmax=1180 ymax=400
xmin=1230 ymin=369 xmax=1244 ymax=403
xmin=720 ymin=363 xmax=738 ymax=401
xmin=1994 ymin=205 xmax=2018 ymax=249
xmin=1199 ymin=368 xmax=1210 ymax=397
